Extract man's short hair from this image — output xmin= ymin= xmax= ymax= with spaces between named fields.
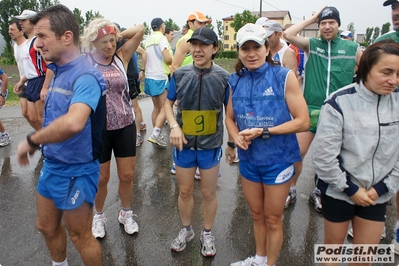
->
xmin=165 ymin=27 xmax=173 ymax=35
xmin=30 ymin=5 xmax=80 ymax=45
xmin=10 ymin=18 xmax=23 ymax=31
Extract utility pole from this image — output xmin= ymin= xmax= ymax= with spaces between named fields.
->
xmin=260 ymin=0 xmax=263 ymax=17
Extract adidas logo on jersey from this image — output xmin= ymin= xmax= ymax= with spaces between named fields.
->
xmin=263 ymin=87 xmax=274 ymax=96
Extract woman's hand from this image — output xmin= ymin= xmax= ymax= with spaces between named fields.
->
xmin=225 ymin=147 xmax=237 ymax=165
xmin=366 ymin=187 xmax=379 ymax=202
xmin=239 ymin=128 xmax=262 ymax=140
xmin=350 ymin=187 xmax=376 ymax=207
xmin=169 ymin=126 xmax=187 ymax=151
xmin=235 ymin=131 xmax=252 ymax=150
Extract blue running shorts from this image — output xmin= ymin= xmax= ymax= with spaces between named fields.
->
xmin=173 ymin=147 xmax=222 ymax=170
xmin=26 ymin=76 xmax=45 ymax=102
xmin=144 ymin=78 xmax=169 ymax=97
xmin=240 ymin=161 xmax=295 ymax=185
xmin=37 ymin=163 xmax=99 ymax=210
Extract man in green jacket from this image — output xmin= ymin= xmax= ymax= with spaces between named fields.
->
xmin=283 ymin=6 xmax=362 ymax=212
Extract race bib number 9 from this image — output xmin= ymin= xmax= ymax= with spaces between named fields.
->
xmin=182 ymin=110 xmax=217 ymax=136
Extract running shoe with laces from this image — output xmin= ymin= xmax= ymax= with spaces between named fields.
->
xmin=92 ymin=213 xmax=107 ymax=238
xmin=148 ymin=133 xmax=167 ymax=146
xmin=348 ymin=226 xmax=386 ymax=240
xmin=136 ymin=134 xmax=144 ymax=147
xmin=309 ymin=187 xmax=322 ymax=212
xmin=284 ymin=188 xmax=297 ymax=209
xmin=171 ymin=227 xmax=195 ymax=252
xmin=171 ymin=163 xmax=176 ymax=174
xmin=230 ymin=256 xmax=266 ymax=266
xmin=118 ymin=210 xmax=139 ymax=234
xmin=0 ymin=132 xmax=11 ymax=147
xmin=200 ymin=230 xmax=216 ymax=257
xmin=140 ymin=123 xmax=146 ymax=131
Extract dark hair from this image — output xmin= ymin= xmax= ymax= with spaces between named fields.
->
xmin=211 ymin=43 xmax=219 ymax=60
xmin=10 ymin=18 xmax=22 ymax=31
xmin=30 ymin=4 xmax=80 ymax=45
xmin=234 ymin=40 xmax=279 ymax=76
xmin=164 ymin=27 xmax=173 ymax=34
xmin=356 ymin=40 xmax=399 ymax=84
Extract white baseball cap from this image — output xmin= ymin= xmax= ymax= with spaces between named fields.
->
xmin=264 ymin=20 xmax=283 ymax=37
xmin=237 ymin=23 xmax=267 ymax=47
xmin=255 ymin=17 xmax=269 ymax=27
xmin=15 ymin=10 xmax=37 ymax=20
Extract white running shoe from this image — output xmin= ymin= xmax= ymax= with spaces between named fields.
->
xmin=92 ymin=213 xmax=107 ymax=238
xmin=118 ymin=210 xmax=139 ymax=234
xmin=171 ymin=227 xmax=195 ymax=252
xmin=230 ymin=256 xmax=266 ymax=266
xmin=148 ymin=133 xmax=167 ymax=146
xmin=200 ymin=230 xmax=216 ymax=257
xmin=0 ymin=132 xmax=11 ymax=147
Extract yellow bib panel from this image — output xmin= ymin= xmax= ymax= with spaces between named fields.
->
xmin=182 ymin=110 xmax=217 ymax=136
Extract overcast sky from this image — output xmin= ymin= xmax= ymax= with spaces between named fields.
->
xmin=60 ymin=0 xmax=391 ymax=36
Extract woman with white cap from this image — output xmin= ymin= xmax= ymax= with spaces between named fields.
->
xmin=226 ymin=23 xmax=309 ymax=266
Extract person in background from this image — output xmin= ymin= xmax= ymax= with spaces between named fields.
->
xmin=228 ymin=23 xmax=309 ymax=266
xmin=9 ymin=19 xmax=31 ymax=125
xmin=340 ymin=30 xmax=354 ymax=41
xmin=170 ymin=11 xmax=210 ymax=74
xmin=283 ymin=6 xmax=362 ymax=212
xmin=313 ymin=41 xmax=399 ymax=266
xmin=0 ymin=68 xmax=11 ymax=147
xmin=263 ymin=20 xmax=297 ymax=74
xmin=14 ymin=9 xmax=53 ymax=131
xmin=181 ymin=25 xmax=188 ymax=35
xmin=115 ymin=22 xmax=147 ymax=147
xmin=81 ymin=18 xmax=144 ymax=238
xmin=145 ymin=17 xmax=173 ymax=147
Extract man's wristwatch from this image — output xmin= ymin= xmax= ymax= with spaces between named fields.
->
xmin=261 ymin=127 xmax=270 ymax=139
xmin=27 ymin=132 xmax=40 ymax=150
xmin=227 ymin=141 xmax=236 ymax=148
xmin=0 ymin=93 xmax=6 ymax=97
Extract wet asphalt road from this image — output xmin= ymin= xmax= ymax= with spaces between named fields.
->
xmin=0 ymin=96 xmax=398 ymax=266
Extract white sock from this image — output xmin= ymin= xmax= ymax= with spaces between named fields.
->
xmin=290 ymin=186 xmax=296 ymax=191
xmin=395 ymin=221 xmax=399 ymax=230
xmin=53 ymin=258 xmax=68 ymax=266
xmin=137 ymin=132 xmax=141 ymax=137
xmin=255 ymin=255 xmax=267 ymax=264
xmin=153 ymin=128 xmax=161 ymax=137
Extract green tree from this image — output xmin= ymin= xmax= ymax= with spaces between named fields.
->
xmin=143 ymin=22 xmax=151 ymax=35
xmin=347 ymin=22 xmax=355 ymax=39
xmin=73 ymin=8 xmax=102 ymax=34
xmin=364 ymin=27 xmax=374 ymax=45
xmin=206 ymin=15 xmax=214 ymax=30
xmin=230 ymin=10 xmax=257 ymax=32
xmin=0 ymin=0 xmax=59 ymax=61
xmin=381 ymin=22 xmax=391 ymax=35
xmin=371 ymin=26 xmax=380 ymax=43
xmin=216 ymin=20 xmax=223 ymax=39
xmin=164 ymin=18 xmax=180 ymax=31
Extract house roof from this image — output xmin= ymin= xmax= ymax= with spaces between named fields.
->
xmin=222 ymin=10 xmax=291 ymax=21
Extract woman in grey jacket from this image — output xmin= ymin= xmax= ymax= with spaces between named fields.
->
xmin=312 ymin=41 xmax=399 ymax=263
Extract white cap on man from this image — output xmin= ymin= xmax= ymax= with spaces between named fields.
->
xmin=255 ymin=17 xmax=269 ymax=27
xmin=15 ymin=10 xmax=37 ymax=19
